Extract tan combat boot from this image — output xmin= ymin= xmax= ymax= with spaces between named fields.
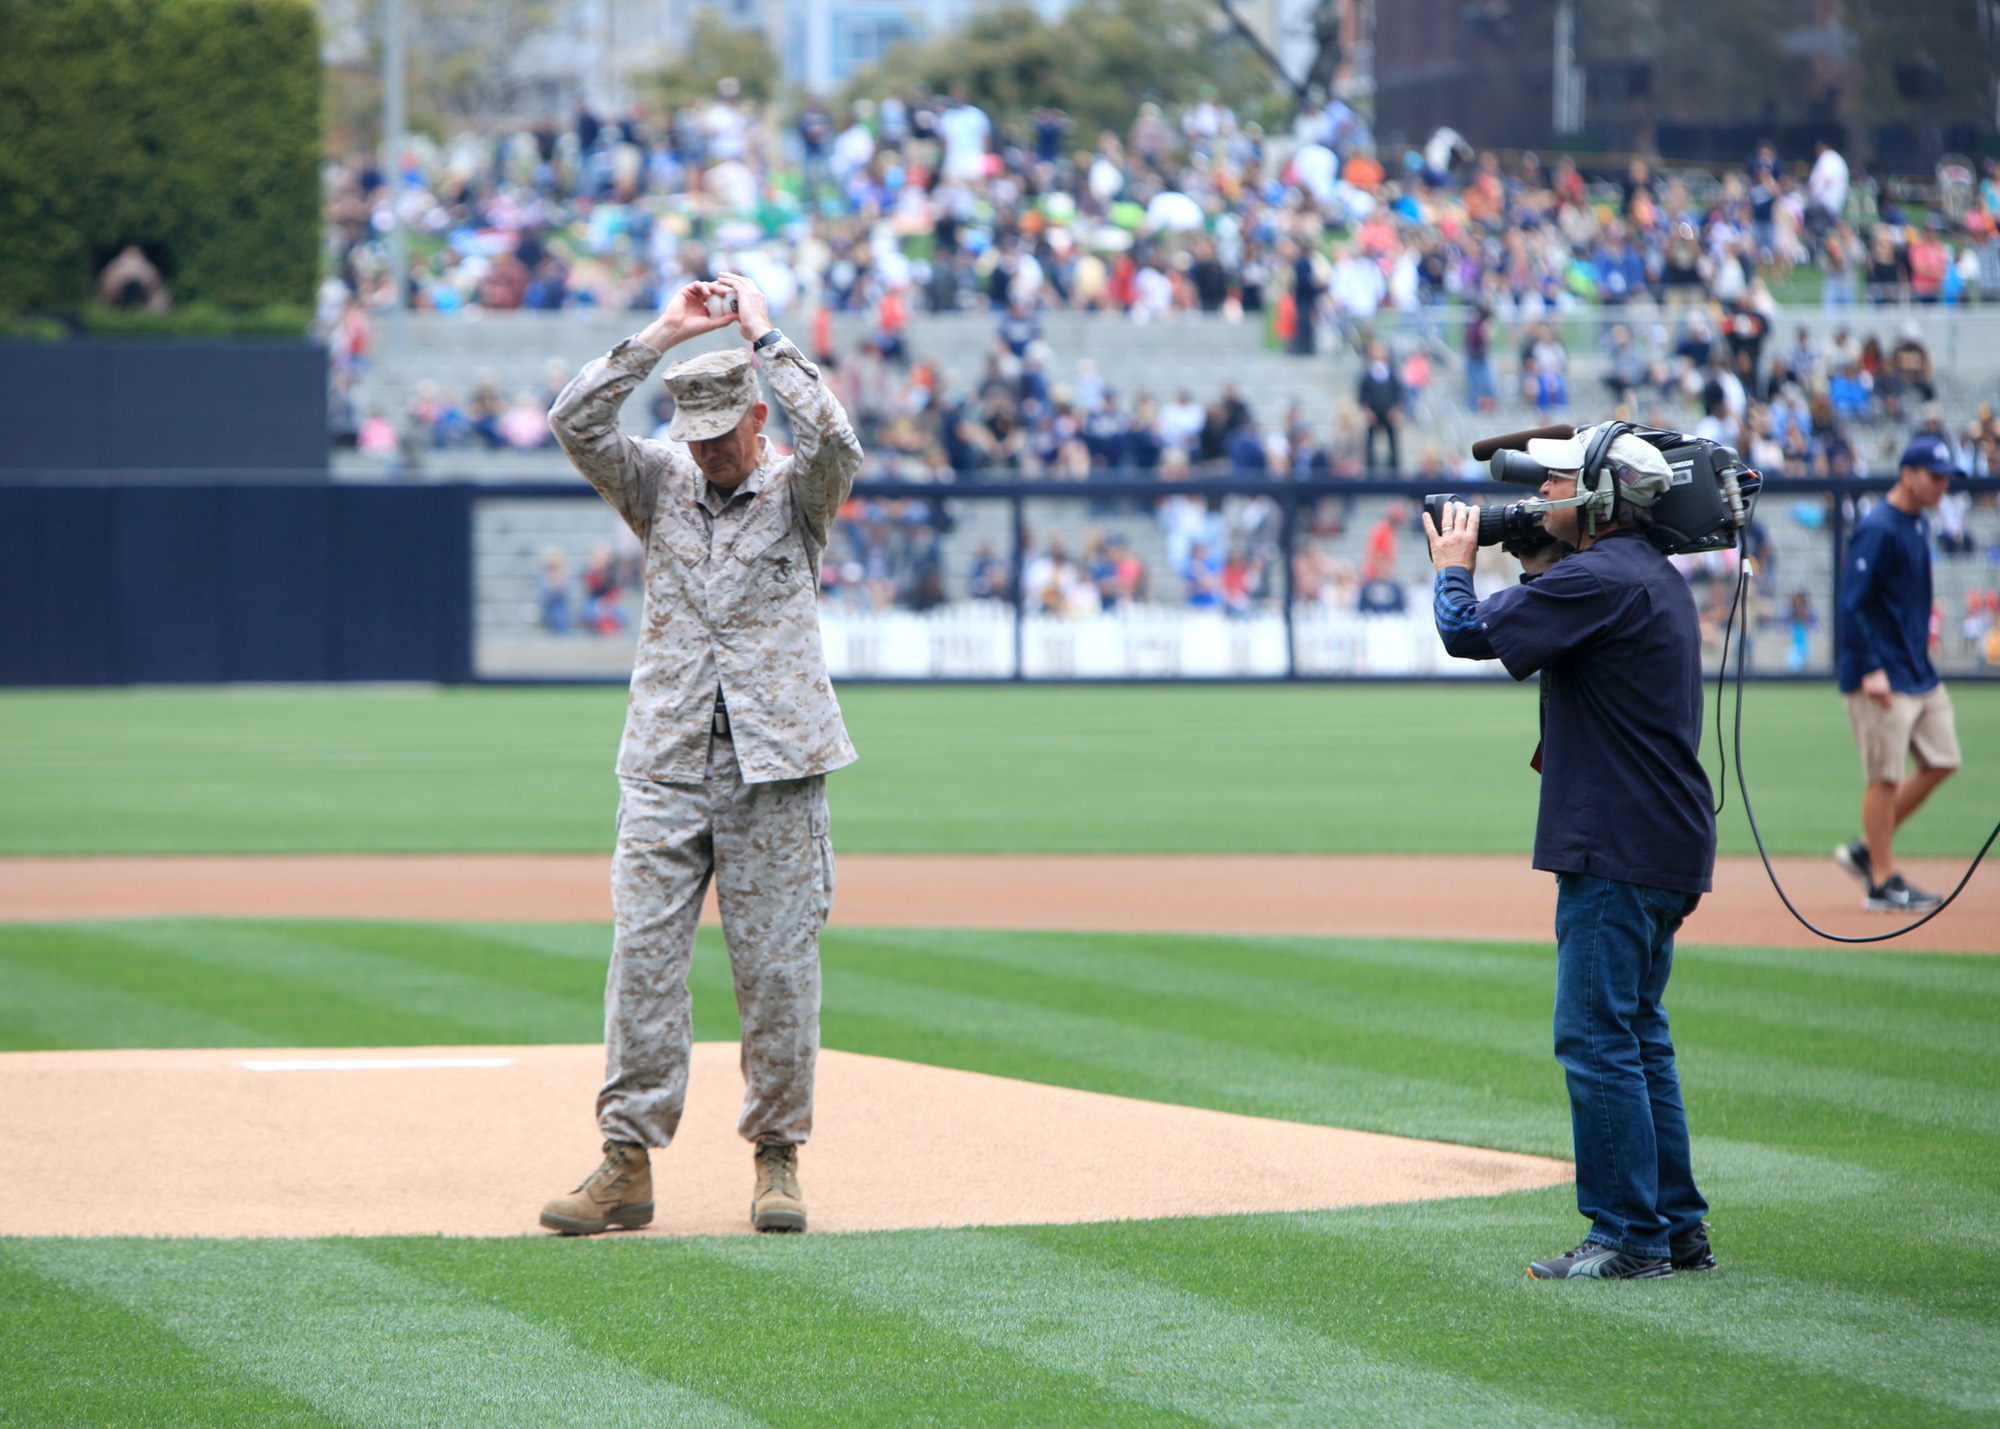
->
xmin=751 ymin=1142 xmax=807 ymax=1233
xmin=540 ymin=1140 xmax=654 ymax=1235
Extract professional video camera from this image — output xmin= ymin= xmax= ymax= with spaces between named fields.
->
xmin=1424 ymin=420 xmax=1763 ymax=558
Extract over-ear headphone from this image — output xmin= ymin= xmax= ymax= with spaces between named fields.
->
xmin=1577 ymin=419 xmax=1634 ymax=536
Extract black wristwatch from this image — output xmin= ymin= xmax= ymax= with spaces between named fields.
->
xmin=752 ymin=328 xmax=784 ymax=352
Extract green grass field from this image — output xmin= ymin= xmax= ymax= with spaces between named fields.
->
xmin=2 ymin=683 xmax=1996 ymax=1426
xmin=1 ymin=919 xmax=1996 ymax=1426
xmin=1 ymin=682 xmax=1996 ymax=855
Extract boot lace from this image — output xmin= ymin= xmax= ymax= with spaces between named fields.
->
xmin=755 ymin=1144 xmax=799 ymax=1198
xmin=576 ymin=1143 xmax=636 ymax=1196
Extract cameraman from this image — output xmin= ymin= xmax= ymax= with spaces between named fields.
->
xmin=1423 ymin=429 xmax=1717 ymax=1281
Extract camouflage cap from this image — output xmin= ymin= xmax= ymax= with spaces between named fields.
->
xmin=663 ymin=347 xmax=760 ymax=442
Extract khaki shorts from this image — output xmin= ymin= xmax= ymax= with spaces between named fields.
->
xmin=1846 ymin=684 xmax=1962 ymax=785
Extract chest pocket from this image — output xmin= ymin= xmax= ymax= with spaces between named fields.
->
xmin=656 ymin=489 xmax=712 ymax=572
xmin=732 ymin=502 xmax=807 ymax=590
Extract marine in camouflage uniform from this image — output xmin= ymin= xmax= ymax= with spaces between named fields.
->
xmin=538 ymin=273 xmax=859 ymax=1235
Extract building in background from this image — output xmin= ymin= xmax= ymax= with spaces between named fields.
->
xmin=507 ymin=0 xmax=1068 ymax=108
xmin=320 ymin=0 xmax=1321 ymax=116
xmin=1368 ymin=0 xmax=1993 ymax=171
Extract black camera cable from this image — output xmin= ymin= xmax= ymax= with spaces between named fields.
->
xmin=1720 ymin=493 xmax=2000 ymax=943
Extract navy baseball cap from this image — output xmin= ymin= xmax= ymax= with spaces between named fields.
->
xmin=1898 ymin=433 xmax=1964 ymax=476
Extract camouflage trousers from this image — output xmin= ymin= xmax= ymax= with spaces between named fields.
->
xmin=597 ymin=731 xmax=834 ymax=1150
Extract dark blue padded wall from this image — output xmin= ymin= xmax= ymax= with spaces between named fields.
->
xmin=0 ymin=484 xmax=472 ymax=685
xmin=0 ymin=342 xmax=327 ymax=471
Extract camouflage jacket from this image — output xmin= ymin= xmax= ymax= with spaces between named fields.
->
xmin=551 ymin=334 xmax=860 ymax=785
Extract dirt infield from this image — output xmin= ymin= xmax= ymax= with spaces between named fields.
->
xmin=2 ymin=851 xmax=1993 ymax=951
xmin=0 ymin=1043 xmax=1570 ymax=1238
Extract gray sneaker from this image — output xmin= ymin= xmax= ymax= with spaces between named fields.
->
xmin=1834 ymin=839 xmax=1872 ymax=886
xmin=1865 ymin=873 xmax=1943 ymax=914
xmin=1528 ymin=1240 xmax=1673 ymax=1280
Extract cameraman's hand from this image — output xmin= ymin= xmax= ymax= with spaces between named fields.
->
xmin=1423 ymin=500 xmax=1479 ymax=572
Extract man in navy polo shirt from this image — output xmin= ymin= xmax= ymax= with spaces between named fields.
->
xmin=1833 ymin=435 xmax=1963 ymax=911
xmin=1424 ymin=427 xmax=1716 ymax=1281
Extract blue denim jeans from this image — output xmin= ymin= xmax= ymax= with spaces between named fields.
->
xmin=1553 ymin=872 xmax=1709 ymax=1258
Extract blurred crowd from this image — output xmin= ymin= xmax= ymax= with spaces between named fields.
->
xmin=361 ymin=298 xmax=1981 ymax=492
xmin=329 ymin=85 xmax=2000 ymax=642
xmin=324 ymin=85 xmax=2000 ymax=494
xmin=318 ymin=82 xmax=2000 ymax=341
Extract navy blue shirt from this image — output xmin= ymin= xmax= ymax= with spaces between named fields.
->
xmin=1433 ymin=531 xmax=1715 ymax=894
xmin=1838 ymin=500 xmax=1937 ymax=694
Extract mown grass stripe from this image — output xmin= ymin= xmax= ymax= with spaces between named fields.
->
xmin=5 ymin=683 xmax=1996 ymax=856
xmin=844 ymin=929 xmax=2000 ymax=1100
xmin=13 ymin=1239 xmax=766 ymax=1429
xmin=824 ymin=965 xmax=1572 ymax=1154
xmin=0 ymin=1246 xmax=344 ymax=1427
xmin=710 ymin=1228 xmax=1617 ymax=1429
xmin=0 ymin=924 xmax=488 ymax=1049
xmin=1033 ymin=1202 xmax=1994 ymax=1429
xmin=1682 ymin=1045 xmax=2000 ymax=1138
xmin=360 ymin=1237 xmax=1214 ymax=1429
xmin=1693 ymin=1137 xmax=1891 ymax=1205
xmin=1682 ymin=943 xmax=2000 ymax=999
xmin=1675 ymin=985 xmax=1999 ymax=1064
xmin=853 ymin=924 xmax=1557 ymax=991
xmin=1271 ymin=1198 xmax=2000 ymax=1419
xmin=0 ymin=956 xmax=274 ymax=1051
xmin=844 ymin=927 xmax=1559 ymax=1059
xmin=443 ymin=921 xmax=613 ymax=962
xmin=94 ymin=921 xmax=603 ymax=1044
xmin=1589 ymin=1270 xmax=2000 ymax=1415
xmin=1256 ymin=931 xmax=1559 ymax=982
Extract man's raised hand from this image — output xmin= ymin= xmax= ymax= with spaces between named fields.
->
xmin=641 ymin=282 xmax=741 ymax=353
xmin=713 ymin=273 xmax=774 ymax=345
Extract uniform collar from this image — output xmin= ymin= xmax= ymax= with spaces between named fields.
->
xmin=695 ymin=436 xmax=774 ymax=513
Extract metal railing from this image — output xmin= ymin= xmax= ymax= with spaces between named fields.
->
xmin=470 ymin=473 xmax=2000 ymax=683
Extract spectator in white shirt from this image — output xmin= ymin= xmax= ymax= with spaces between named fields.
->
xmin=1808 ymin=142 xmax=1849 ymax=231
xmin=938 ymin=86 xmax=992 ymax=183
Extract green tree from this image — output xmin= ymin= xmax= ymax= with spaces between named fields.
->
xmin=0 ymin=0 xmax=321 ymax=317
xmin=844 ymin=0 xmax=1278 ymax=141
xmin=645 ymin=11 xmax=781 ymax=113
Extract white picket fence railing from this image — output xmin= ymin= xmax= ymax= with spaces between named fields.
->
xmin=817 ymin=601 xmax=1507 ymax=679
xmin=476 ymin=600 xmax=1510 ymax=680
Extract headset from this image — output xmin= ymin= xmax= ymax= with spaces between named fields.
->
xmin=1477 ymin=420 xmax=1758 ymax=556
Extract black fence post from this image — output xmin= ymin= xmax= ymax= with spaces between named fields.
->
xmin=1281 ymin=492 xmax=1298 ymax=680
xmin=1010 ymin=492 xmax=1025 ymax=681
xmin=1829 ymin=481 xmax=1849 ymax=673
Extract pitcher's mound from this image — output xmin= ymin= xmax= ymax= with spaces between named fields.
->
xmin=0 ymin=1044 xmax=1569 ymax=1238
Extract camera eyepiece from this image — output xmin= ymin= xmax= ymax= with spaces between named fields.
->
xmin=1489 ymin=449 xmax=1553 ymax=487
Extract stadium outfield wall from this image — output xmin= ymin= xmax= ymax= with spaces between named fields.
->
xmin=1 ymin=475 xmax=1995 ymax=686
